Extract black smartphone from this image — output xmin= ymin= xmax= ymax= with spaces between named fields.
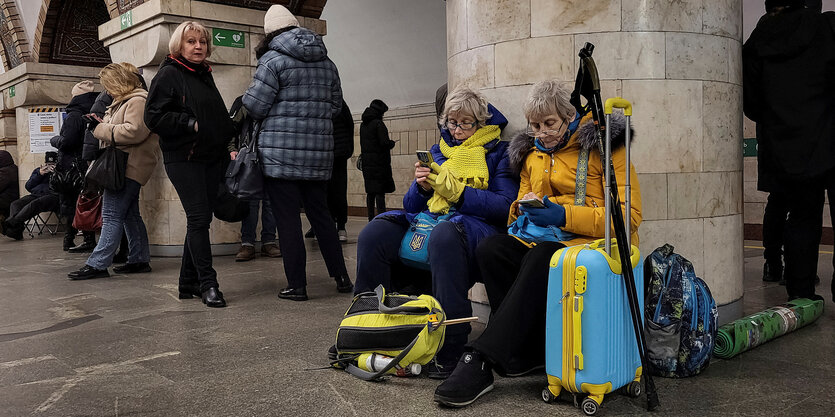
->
xmin=518 ymin=198 xmax=545 ymax=208
xmin=416 ymin=150 xmax=433 ymax=167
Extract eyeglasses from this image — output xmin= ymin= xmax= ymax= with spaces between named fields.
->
xmin=446 ymin=121 xmax=477 ymax=131
xmin=526 ymin=118 xmax=567 ymax=138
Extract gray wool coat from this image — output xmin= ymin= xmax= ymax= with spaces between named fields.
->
xmin=243 ymin=27 xmax=343 ymax=181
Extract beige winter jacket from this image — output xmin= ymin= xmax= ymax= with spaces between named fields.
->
xmin=93 ymin=89 xmax=160 ymax=185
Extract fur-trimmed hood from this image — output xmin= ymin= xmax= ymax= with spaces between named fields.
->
xmin=507 ymin=112 xmax=633 ymax=175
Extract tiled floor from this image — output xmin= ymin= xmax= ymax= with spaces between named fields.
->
xmin=0 ymin=219 xmax=833 ymax=416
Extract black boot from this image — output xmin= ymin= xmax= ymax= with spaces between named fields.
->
xmin=763 ymin=262 xmax=782 ymax=282
xmin=434 ymin=351 xmax=495 ymax=408
xmin=3 ymin=220 xmax=24 ymax=241
xmin=334 ymin=275 xmax=354 ymax=293
xmin=202 ymin=287 xmax=227 ymax=308
xmin=63 ymin=224 xmax=77 ymax=251
xmin=278 ymin=287 xmax=308 ymax=301
xmin=67 ymin=265 xmax=110 ymax=280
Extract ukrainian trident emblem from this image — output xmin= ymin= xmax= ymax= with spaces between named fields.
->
xmin=409 ymin=232 xmax=427 ymax=251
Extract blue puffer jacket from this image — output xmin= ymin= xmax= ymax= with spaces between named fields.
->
xmin=25 ymin=168 xmax=52 ymax=197
xmin=380 ymin=107 xmax=518 ymax=259
xmin=243 ymin=27 xmax=343 ymax=181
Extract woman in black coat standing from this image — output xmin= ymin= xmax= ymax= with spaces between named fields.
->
xmin=359 ymin=99 xmax=395 ymax=221
xmin=145 ymin=21 xmax=235 ymax=308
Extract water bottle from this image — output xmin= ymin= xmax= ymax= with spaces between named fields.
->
xmin=357 ymin=353 xmax=422 ymax=377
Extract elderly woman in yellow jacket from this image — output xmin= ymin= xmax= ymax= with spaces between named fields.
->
xmin=67 ymin=63 xmax=159 ymax=281
xmin=435 ymin=80 xmax=641 ymax=407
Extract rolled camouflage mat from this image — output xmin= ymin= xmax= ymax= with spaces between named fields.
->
xmin=714 ymin=298 xmax=824 ymax=359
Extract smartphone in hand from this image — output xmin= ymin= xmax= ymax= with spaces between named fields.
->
xmin=518 ymin=198 xmax=545 ymax=208
xmin=416 ymin=150 xmax=434 ymax=168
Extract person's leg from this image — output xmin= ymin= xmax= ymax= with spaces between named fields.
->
xmin=366 ymin=193 xmax=376 ymax=221
xmin=300 ymin=180 xmax=350 ymax=291
xmin=470 ymin=241 xmax=565 ymax=373
xmin=260 ymin=198 xmax=277 ymax=244
xmin=830 ymin=186 xmax=835 ymax=302
xmin=329 ymin=158 xmax=349 ymax=230
xmin=83 ymin=182 xmax=140 ymax=271
xmin=354 ymin=217 xmax=408 ymax=293
xmin=376 ymin=193 xmax=387 ymax=215
xmin=783 ymin=183 xmax=825 ymax=299
xmin=265 ymin=178 xmax=307 ymax=291
xmin=166 ymin=162 xmax=220 ymax=292
xmin=240 ymin=199 xmax=259 ymax=246
xmin=7 ymin=194 xmax=37 ymax=222
xmin=762 ymin=192 xmax=789 ymax=282
xmin=476 ymin=234 xmax=533 ymax=311
xmin=122 ymin=180 xmax=150 ymax=265
xmin=426 ymin=221 xmax=474 ymax=377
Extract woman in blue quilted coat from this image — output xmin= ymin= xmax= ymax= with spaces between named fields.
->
xmin=243 ymin=5 xmax=352 ymax=301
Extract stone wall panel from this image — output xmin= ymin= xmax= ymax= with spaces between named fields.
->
xmin=467 ymin=0 xmax=530 ymax=48
xmin=532 ymin=0 xmax=620 ymax=36
xmin=573 ymin=32 xmax=665 ymax=80
xmin=494 ymin=36 xmax=575 ymax=87
xmin=621 ymin=0 xmax=702 ymax=33
xmin=665 ymin=33 xmax=728 ymax=82
xmin=703 ymin=81 xmax=743 ymax=172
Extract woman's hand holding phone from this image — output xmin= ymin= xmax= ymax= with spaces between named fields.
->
xmin=415 ymin=162 xmax=432 ymax=191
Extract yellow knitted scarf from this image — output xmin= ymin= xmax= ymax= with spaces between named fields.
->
xmin=428 ymin=125 xmax=501 ymax=213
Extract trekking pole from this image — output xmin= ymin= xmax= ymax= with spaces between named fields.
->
xmin=573 ymin=43 xmax=660 ymax=411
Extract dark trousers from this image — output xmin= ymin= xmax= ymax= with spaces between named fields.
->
xmin=470 ymin=234 xmax=565 ymax=374
xmin=8 ymin=194 xmax=60 ymax=224
xmin=778 ymin=181 xmax=825 ymax=299
xmin=327 ymin=158 xmax=349 ymax=229
xmin=355 ymin=218 xmax=473 ymax=356
xmin=165 ymin=160 xmax=222 ymax=292
xmin=366 ymin=193 xmax=386 ymax=221
xmin=265 ymin=178 xmax=347 ymax=288
xmin=762 ymin=192 xmax=789 ymax=267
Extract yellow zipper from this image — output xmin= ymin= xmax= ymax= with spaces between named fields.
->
xmin=561 ymin=246 xmax=581 ymax=392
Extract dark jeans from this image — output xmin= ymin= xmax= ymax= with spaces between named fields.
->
xmin=240 ymin=199 xmax=276 ymax=245
xmin=86 ymin=179 xmax=149 ymax=269
xmin=327 ymin=158 xmax=349 ymax=229
xmin=778 ymin=180 xmax=825 ymax=299
xmin=8 ymin=194 xmax=60 ymax=225
xmin=470 ymin=234 xmax=565 ymax=375
xmin=366 ymin=193 xmax=386 ymax=221
xmin=355 ymin=217 xmax=474 ymax=356
xmin=265 ymin=178 xmax=347 ymax=288
xmin=165 ymin=160 xmax=223 ymax=292
xmin=762 ymin=192 xmax=789 ymax=267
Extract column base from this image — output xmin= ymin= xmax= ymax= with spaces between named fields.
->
xmin=150 ymin=243 xmax=240 ymax=257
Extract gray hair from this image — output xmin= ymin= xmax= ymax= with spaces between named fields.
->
xmin=523 ymin=80 xmax=575 ymax=122
xmin=441 ymin=86 xmax=491 ymax=128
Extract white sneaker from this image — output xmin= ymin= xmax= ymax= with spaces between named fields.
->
xmin=338 ymin=229 xmax=348 ymax=243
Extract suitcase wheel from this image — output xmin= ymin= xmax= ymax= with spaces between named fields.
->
xmin=624 ymin=381 xmax=642 ymax=398
xmin=581 ymin=397 xmax=600 ymax=416
xmin=541 ymin=387 xmax=558 ymax=403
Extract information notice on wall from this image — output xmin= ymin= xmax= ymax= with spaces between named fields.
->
xmin=28 ymin=107 xmax=66 ymax=153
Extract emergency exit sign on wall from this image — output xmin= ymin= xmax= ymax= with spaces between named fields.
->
xmin=212 ymin=28 xmax=245 ymax=48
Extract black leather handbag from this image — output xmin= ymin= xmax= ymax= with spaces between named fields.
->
xmin=225 ymin=120 xmax=264 ymax=200
xmin=49 ymin=158 xmax=85 ymax=195
xmin=86 ymin=129 xmax=128 ymax=191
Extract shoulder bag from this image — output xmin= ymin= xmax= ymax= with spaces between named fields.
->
xmin=86 ymin=128 xmax=128 ymax=191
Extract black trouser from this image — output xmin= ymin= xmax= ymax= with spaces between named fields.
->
xmin=778 ymin=180 xmax=825 ymax=299
xmin=165 ymin=160 xmax=223 ymax=292
xmin=366 ymin=193 xmax=386 ymax=221
xmin=326 ymin=158 xmax=348 ymax=229
xmin=470 ymin=234 xmax=565 ymax=375
xmin=265 ymin=178 xmax=347 ymax=289
xmin=7 ymin=194 xmax=60 ymax=225
xmin=762 ymin=192 xmax=789 ymax=267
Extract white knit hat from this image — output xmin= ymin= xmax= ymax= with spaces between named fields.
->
xmin=264 ymin=5 xmax=299 ymax=34
xmin=71 ymin=80 xmax=94 ymax=97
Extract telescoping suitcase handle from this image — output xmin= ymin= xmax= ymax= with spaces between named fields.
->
xmin=603 ymin=97 xmax=633 ymax=256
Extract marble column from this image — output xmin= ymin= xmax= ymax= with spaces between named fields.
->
xmin=448 ymin=0 xmax=744 ymax=322
xmin=98 ymin=0 xmax=327 ymax=255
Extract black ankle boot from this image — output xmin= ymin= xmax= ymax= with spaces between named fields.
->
xmin=763 ymin=262 xmax=782 ymax=282
xmin=201 ymin=287 xmax=226 ymax=308
xmin=63 ymin=233 xmax=76 ymax=251
xmin=434 ymin=351 xmax=495 ymax=408
xmin=278 ymin=287 xmax=308 ymax=301
xmin=334 ymin=275 xmax=353 ymax=293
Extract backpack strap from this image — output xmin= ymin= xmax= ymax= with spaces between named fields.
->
xmin=574 ymin=148 xmax=589 ymax=206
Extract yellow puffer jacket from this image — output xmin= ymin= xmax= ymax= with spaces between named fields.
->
xmin=506 ymin=113 xmax=641 ymax=246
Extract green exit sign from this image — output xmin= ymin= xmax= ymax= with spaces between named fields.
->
xmin=8 ymin=85 xmax=14 ymax=97
xmin=120 ymin=10 xmax=133 ymax=30
xmin=212 ymin=28 xmax=245 ymax=48
xmin=743 ymin=138 xmax=758 ymax=157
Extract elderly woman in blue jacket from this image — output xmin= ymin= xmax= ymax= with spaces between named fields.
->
xmin=243 ymin=5 xmax=351 ymax=301
xmin=354 ymin=86 xmax=518 ymax=379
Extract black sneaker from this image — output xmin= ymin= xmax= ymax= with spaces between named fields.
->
xmin=278 ymin=287 xmax=308 ymax=301
xmin=67 ymin=265 xmax=110 ymax=280
xmin=427 ymin=356 xmax=457 ymax=379
xmin=113 ymin=263 xmax=152 ymax=274
xmin=434 ymin=351 xmax=494 ymax=408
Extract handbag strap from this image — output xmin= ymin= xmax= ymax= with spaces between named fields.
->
xmin=574 ymin=148 xmax=589 ymax=206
